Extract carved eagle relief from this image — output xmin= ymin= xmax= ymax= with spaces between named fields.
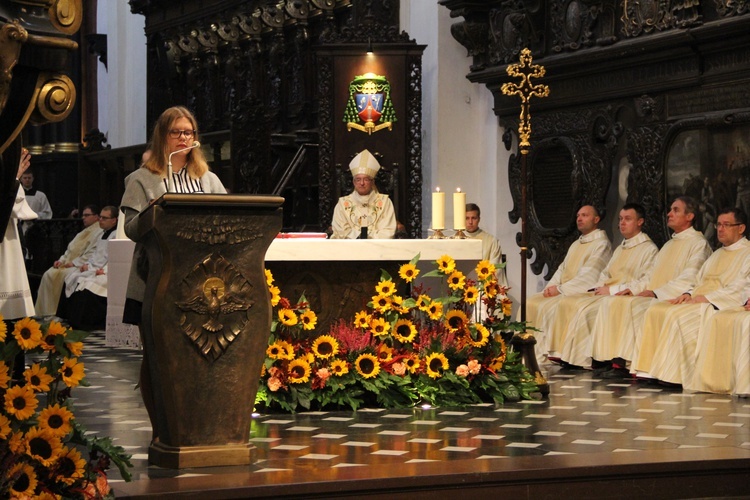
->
xmin=177 ymin=253 xmax=254 ymax=360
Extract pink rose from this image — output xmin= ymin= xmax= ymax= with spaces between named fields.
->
xmin=467 ymin=359 xmax=481 ymax=375
xmin=392 ymin=362 xmax=406 ymax=376
xmin=455 ymin=364 xmax=469 ymax=377
xmin=268 ymin=377 xmax=283 ymax=392
xmin=317 ymin=368 xmax=330 ymax=382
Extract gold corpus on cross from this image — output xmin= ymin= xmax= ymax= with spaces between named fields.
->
xmin=501 ymin=48 xmax=549 ymax=154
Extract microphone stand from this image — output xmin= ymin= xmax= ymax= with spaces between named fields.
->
xmin=167 ymin=141 xmax=201 ymax=192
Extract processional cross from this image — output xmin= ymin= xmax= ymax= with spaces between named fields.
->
xmin=501 ymin=48 xmax=549 ymax=392
xmin=501 ymin=48 xmax=549 ymax=323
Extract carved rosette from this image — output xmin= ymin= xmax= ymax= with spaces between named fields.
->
xmin=625 ymin=123 xmax=671 ymax=246
xmin=177 ymin=253 xmax=254 ymax=361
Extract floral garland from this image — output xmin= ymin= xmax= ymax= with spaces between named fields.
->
xmin=0 ymin=316 xmax=132 ymax=498
xmin=257 ymin=254 xmax=539 ymax=412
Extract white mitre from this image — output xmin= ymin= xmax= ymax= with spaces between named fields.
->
xmin=349 ymin=149 xmax=381 ymax=178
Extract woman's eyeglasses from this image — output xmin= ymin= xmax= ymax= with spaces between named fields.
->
xmin=168 ymin=129 xmax=196 ymax=139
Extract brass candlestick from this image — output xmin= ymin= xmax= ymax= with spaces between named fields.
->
xmin=428 ymin=229 xmax=446 ymax=239
xmin=451 ymin=229 xmax=467 ymax=239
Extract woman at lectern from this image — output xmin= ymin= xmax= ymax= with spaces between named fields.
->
xmin=120 ymin=106 xmax=226 ymax=437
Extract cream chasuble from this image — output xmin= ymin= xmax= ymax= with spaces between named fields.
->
xmin=555 ymin=232 xmax=658 ymax=367
xmin=635 ymin=238 xmax=750 ymax=385
xmin=35 ymin=223 xmax=103 ymax=316
xmin=590 ymin=227 xmax=711 ymax=366
xmin=688 ymin=296 xmax=750 ymax=395
xmin=524 ymin=228 xmax=611 ymax=360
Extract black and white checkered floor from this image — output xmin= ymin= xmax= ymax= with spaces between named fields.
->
xmin=57 ymin=333 xmax=750 ymax=485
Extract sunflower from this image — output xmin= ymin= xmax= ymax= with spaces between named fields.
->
xmin=375 ymin=279 xmax=396 ymax=297
xmin=398 ymin=263 xmax=420 ymax=282
xmin=55 ymin=446 xmax=87 ymax=485
xmin=436 ymin=255 xmax=456 ymax=274
xmin=0 ymin=361 xmax=9 ymax=390
xmin=403 ymin=355 xmax=421 ymax=374
xmin=25 ymin=426 xmax=63 ymax=467
xmin=38 ymin=403 xmax=74 ymax=437
xmin=59 ymin=357 xmax=85 ymax=388
xmin=392 ymin=319 xmax=417 ymax=343
xmin=425 ymin=352 xmax=450 ymax=379
xmin=369 ymin=317 xmax=390 ymax=337
xmin=463 ymin=286 xmax=479 ymax=304
xmin=24 ymin=363 xmax=55 ymax=392
xmin=377 ymin=344 xmax=394 ymax=362
xmin=415 ymin=294 xmax=432 ymax=311
xmin=444 ymin=310 xmax=469 ymax=332
xmin=427 ymin=301 xmax=443 ymax=320
xmin=484 ymin=280 xmax=500 ymax=298
xmin=265 ymin=268 xmax=274 ymax=286
xmin=476 ymin=260 xmax=497 ymax=281
xmin=8 ymin=431 xmax=25 ymax=454
xmin=266 ymin=341 xmax=286 ymax=359
xmin=501 ymin=296 xmax=513 ymax=317
xmin=67 ymin=341 xmax=84 ymax=357
xmin=0 ymin=414 xmax=10 ymax=439
xmin=354 ymin=353 xmax=381 ymax=379
xmin=269 ymin=285 xmax=281 ymax=307
xmin=329 ymin=359 xmax=349 ymax=376
xmin=300 ymin=310 xmax=318 ymax=330
xmin=371 ymin=294 xmax=392 ymax=313
xmin=278 ymin=340 xmax=295 ymax=360
xmin=447 ymin=270 xmax=466 ymax=290
xmin=489 ymin=339 xmax=507 ymax=371
xmin=278 ymin=308 xmax=298 ymax=326
xmin=311 ymin=335 xmax=339 ymax=359
xmin=287 ymin=358 xmax=312 ymax=384
xmin=354 ymin=310 xmax=371 ymax=329
xmin=467 ymin=323 xmax=490 ymax=347
xmin=0 ymin=314 xmax=7 ymax=342
xmin=4 ymin=385 xmax=39 ymax=420
xmin=13 ymin=317 xmax=43 ymax=350
xmin=7 ymin=463 xmax=38 ymax=498
xmin=40 ymin=321 xmax=67 ymax=351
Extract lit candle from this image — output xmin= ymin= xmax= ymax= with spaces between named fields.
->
xmin=432 ymin=188 xmax=445 ymax=230
xmin=453 ymin=188 xmax=466 ymax=230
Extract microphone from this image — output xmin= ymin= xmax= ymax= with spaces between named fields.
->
xmin=167 ymin=141 xmax=201 ymax=192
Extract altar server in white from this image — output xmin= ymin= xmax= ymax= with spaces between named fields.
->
xmin=331 ymin=149 xmax=397 ymax=239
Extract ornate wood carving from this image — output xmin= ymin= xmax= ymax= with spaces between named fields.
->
xmin=441 ymin=0 xmax=750 ymax=276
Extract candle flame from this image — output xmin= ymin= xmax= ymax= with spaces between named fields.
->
xmin=456 ymin=187 xmax=462 ymax=193
xmin=436 ymin=187 xmax=441 ymax=192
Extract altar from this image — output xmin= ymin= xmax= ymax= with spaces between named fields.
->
xmin=265 ymin=238 xmax=482 ymax=333
xmin=106 ymin=238 xmax=482 ymax=345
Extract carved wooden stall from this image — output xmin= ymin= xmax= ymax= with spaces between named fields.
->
xmin=440 ymin=0 xmax=750 ymax=277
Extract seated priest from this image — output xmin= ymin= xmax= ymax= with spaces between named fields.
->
xmin=687 ymin=287 xmax=750 ymax=396
xmin=56 ymin=205 xmax=119 ymax=331
xmin=549 ymin=203 xmax=658 ymax=368
xmin=34 ymin=205 xmax=103 ymax=316
xmin=635 ymin=207 xmax=750 ymax=387
xmin=331 ymin=149 xmax=397 ymax=239
xmin=522 ymin=204 xmax=612 ymax=363
xmin=588 ymin=196 xmax=711 ymax=378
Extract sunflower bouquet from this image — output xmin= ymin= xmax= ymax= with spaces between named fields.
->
xmin=257 ymin=255 xmax=538 ymax=412
xmin=0 ymin=315 xmax=132 ymax=498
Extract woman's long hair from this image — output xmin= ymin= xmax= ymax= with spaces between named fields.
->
xmin=142 ymin=106 xmax=210 ymax=179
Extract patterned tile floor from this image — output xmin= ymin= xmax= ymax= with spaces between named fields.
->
xmin=51 ymin=333 xmax=750 ymax=486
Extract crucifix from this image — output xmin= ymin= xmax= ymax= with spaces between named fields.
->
xmin=502 ymin=48 xmax=549 ymax=393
